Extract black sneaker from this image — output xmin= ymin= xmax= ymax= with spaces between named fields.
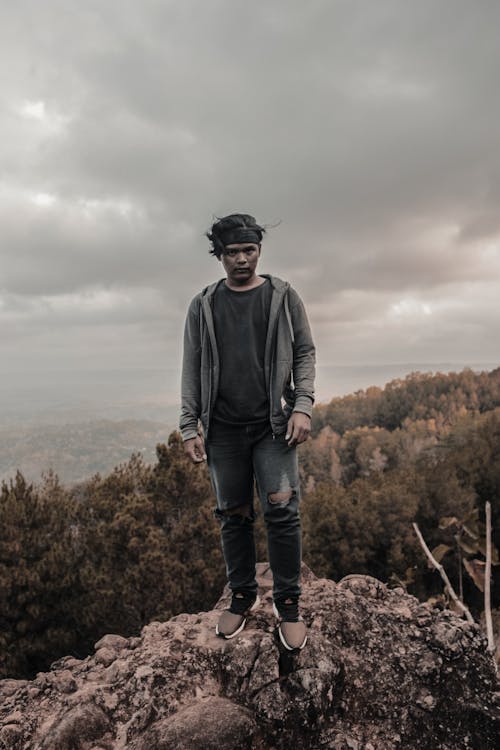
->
xmin=273 ymin=596 xmax=307 ymax=650
xmin=216 ymin=592 xmax=260 ymax=639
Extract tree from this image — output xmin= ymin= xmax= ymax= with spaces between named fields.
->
xmin=0 ymin=471 xmax=79 ymax=678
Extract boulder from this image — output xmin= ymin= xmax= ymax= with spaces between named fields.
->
xmin=0 ymin=564 xmax=498 ymax=749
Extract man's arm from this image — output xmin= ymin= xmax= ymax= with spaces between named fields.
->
xmin=179 ymin=296 xmax=204 ymax=450
xmin=286 ymin=288 xmax=315 ymax=445
xmin=289 ymin=288 xmax=315 ymax=416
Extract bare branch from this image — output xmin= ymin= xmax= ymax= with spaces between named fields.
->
xmin=412 ymin=522 xmax=474 ymax=623
xmin=484 ymin=502 xmax=496 ymax=659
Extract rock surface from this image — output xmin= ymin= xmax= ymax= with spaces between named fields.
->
xmin=1 ymin=563 xmax=499 ymax=749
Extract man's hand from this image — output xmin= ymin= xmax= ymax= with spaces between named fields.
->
xmin=285 ymin=412 xmax=311 ymax=446
xmin=184 ymin=435 xmax=207 ymax=464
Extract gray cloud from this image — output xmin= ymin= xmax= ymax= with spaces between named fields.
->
xmin=1 ymin=0 xmax=499 ymax=405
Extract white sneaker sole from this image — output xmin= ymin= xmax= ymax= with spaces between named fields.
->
xmin=272 ymin=602 xmax=308 ymax=651
xmin=216 ymin=594 xmax=260 ymax=639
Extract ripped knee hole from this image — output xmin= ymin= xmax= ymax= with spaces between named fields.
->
xmin=268 ymin=490 xmax=294 ymax=505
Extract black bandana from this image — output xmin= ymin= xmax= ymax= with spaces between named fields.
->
xmin=219 ymin=228 xmax=261 ymax=247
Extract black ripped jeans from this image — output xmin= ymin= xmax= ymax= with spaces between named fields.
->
xmin=206 ymin=420 xmax=302 ymax=603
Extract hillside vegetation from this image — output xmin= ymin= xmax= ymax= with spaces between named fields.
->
xmin=1 ymin=368 xmax=499 ymax=679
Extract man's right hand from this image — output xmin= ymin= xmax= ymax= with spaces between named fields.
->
xmin=184 ymin=435 xmax=207 ymax=464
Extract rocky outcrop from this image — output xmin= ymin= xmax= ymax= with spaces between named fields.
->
xmin=1 ymin=564 xmax=498 ymax=749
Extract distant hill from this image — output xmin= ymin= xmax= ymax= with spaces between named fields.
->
xmin=0 ymin=419 xmax=171 ymax=485
xmin=2 ymin=362 xmax=498 ymax=429
xmin=2 ymin=367 xmax=499 ymax=486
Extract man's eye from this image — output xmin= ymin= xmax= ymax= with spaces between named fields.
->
xmin=224 ymin=246 xmax=256 ymax=257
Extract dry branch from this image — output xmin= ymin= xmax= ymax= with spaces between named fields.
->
xmin=484 ymin=501 xmax=495 ymax=657
xmin=412 ymin=522 xmax=474 ymax=623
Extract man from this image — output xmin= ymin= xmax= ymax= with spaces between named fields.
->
xmin=180 ymin=213 xmax=315 ymax=650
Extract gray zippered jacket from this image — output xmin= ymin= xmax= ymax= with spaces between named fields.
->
xmin=179 ymin=274 xmax=315 ymax=441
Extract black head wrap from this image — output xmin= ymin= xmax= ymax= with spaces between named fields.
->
xmin=218 ymin=228 xmax=262 ymax=247
xmin=206 ymin=213 xmax=266 ymax=257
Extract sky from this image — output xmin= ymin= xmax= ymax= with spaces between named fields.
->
xmin=1 ymin=0 xmax=499 ymax=421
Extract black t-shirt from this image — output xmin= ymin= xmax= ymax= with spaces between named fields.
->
xmin=212 ymin=278 xmax=273 ymax=424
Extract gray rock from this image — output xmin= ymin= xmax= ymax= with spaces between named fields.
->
xmin=134 ymin=697 xmax=257 ymax=749
xmin=0 ymin=724 xmax=22 ymax=745
xmin=0 ymin=563 xmax=498 ymax=750
xmin=40 ymin=704 xmax=110 ymax=750
xmin=94 ymin=634 xmax=129 ymax=652
xmin=0 ymin=680 xmax=27 ymax=699
xmin=94 ymin=647 xmax=116 ymax=667
xmin=54 ymin=670 xmax=77 ymax=694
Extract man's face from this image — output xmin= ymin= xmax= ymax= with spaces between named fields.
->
xmin=219 ymin=243 xmax=261 ymax=284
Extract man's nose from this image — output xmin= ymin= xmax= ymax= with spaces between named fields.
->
xmin=236 ymin=252 xmax=248 ymax=263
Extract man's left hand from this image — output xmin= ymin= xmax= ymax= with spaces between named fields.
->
xmin=285 ymin=412 xmax=311 ymax=446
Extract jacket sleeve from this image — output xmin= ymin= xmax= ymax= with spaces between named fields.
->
xmin=179 ymin=296 xmax=202 ymax=441
xmin=289 ymin=288 xmax=316 ymax=417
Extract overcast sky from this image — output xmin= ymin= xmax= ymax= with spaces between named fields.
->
xmin=1 ymin=0 xmax=499 ymax=415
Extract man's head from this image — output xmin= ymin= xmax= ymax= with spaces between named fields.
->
xmin=206 ymin=213 xmax=266 ymax=259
